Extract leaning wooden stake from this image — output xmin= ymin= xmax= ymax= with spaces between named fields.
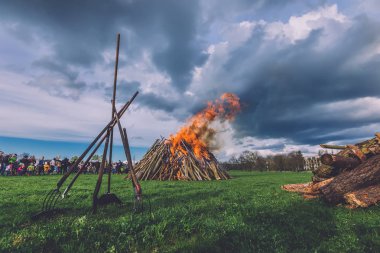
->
xmin=112 ymin=103 xmax=142 ymax=199
xmin=93 ymin=130 xmax=111 ymax=213
xmin=123 ymin=128 xmax=142 ymax=200
xmin=108 ymin=33 xmax=120 ymax=194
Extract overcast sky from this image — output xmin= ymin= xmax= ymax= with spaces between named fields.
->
xmin=0 ymin=0 xmax=379 ymax=160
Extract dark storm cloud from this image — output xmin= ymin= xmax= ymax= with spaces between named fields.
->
xmin=242 ymin=143 xmax=286 ymax=151
xmin=2 ymin=0 xmax=379 ymax=148
xmin=0 ymin=0 xmax=207 ymax=92
xmin=227 ymin=15 xmax=380 ymax=145
xmin=105 ymin=80 xmax=181 ymax=114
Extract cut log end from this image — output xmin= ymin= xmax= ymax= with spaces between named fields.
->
xmin=320 ymin=153 xmax=334 ymax=165
xmin=320 ymin=154 xmax=361 ymax=170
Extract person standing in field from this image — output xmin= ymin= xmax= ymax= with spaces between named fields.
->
xmin=17 ymin=163 xmax=25 ymax=176
xmin=27 ymin=163 xmax=35 ymax=176
xmin=9 ymin=154 xmax=17 ymax=175
xmin=5 ymin=163 xmax=12 ymax=176
xmin=50 ymin=159 xmax=55 ymax=173
xmin=38 ymin=156 xmax=45 ymax=175
xmin=61 ymin=157 xmax=69 ymax=174
xmin=0 ymin=151 xmax=4 ymax=175
xmin=44 ymin=162 xmax=50 ymax=175
xmin=3 ymin=153 xmax=10 ymax=175
xmin=116 ymin=160 xmax=122 ymax=174
xmin=55 ymin=158 xmax=61 ymax=174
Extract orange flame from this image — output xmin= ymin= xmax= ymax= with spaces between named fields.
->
xmin=169 ymin=93 xmax=240 ymax=159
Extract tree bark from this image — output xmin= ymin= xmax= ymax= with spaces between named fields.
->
xmin=344 ymin=184 xmax=380 ymax=208
xmin=321 ymin=155 xmax=380 ymax=204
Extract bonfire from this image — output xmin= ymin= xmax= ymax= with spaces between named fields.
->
xmin=134 ymin=93 xmax=240 ymax=180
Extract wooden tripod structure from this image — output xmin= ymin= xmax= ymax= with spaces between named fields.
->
xmin=33 ymin=34 xmax=142 ymax=218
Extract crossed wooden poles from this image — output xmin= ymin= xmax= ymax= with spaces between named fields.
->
xmin=34 ymin=34 xmax=142 ymax=218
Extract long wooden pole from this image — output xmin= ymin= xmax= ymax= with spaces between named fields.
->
xmin=108 ymin=33 xmax=120 ymax=193
xmin=93 ymin=130 xmax=111 ymax=213
xmin=123 ymin=128 xmax=141 ymax=199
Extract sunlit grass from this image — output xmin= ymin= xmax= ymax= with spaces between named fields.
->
xmin=0 ymin=171 xmax=379 ymax=252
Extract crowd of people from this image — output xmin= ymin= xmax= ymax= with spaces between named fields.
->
xmin=0 ymin=151 xmax=129 ymax=176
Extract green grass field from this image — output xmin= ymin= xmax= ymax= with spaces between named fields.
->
xmin=1 ymin=171 xmax=379 ymax=252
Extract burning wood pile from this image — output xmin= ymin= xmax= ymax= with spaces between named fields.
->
xmin=282 ymin=133 xmax=380 ymax=208
xmin=134 ymin=138 xmax=230 ymax=180
xmin=134 ymin=93 xmax=240 ymax=180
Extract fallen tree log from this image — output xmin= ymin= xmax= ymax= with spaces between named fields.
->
xmin=321 ymin=155 xmax=380 ymax=204
xmin=344 ymin=184 xmax=380 ymax=208
xmin=281 ymin=178 xmax=334 ymax=195
xmin=320 ymin=154 xmax=361 ymax=170
xmin=281 ymin=182 xmax=312 ymax=194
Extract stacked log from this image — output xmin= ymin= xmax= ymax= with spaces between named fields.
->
xmin=320 ymin=155 xmax=380 ymax=205
xmin=282 ymin=133 xmax=380 ymax=208
xmin=133 ymin=138 xmax=230 ymax=181
xmin=313 ymin=133 xmax=380 ymax=182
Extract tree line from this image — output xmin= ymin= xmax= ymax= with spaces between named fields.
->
xmin=221 ymin=150 xmax=321 ymax=172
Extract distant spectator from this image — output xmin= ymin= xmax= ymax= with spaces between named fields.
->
xmin=20 ymin=155 xmax=29 ymax=168
xmin=112 ymin=162 xmax=117 ymax=174
xmin=9 ymin=154 xmax=17 ymax=165
xmin=5 ymin=164 xmax=12 ymax=176
xmin=0 ymin=150 xmax=133 ymax=177
xmin=17 ymin=163 xmax=25 ymax=176
xmin=44 ymin=162 xmax=50 ymax=175
xmin=27 ymin=163 xmax=35 ymax=176
xmin=116 ymin=160 xmax=122 ymax=174
xmin=61 ymin=158 xmax=69 ymax=174
xmin=37 ymin=157 xmax=45 ymax=175
xmin=55 ymin=158 xmax=61 ymax=174
xmin=50 ymin=159 xmax=55 ymax=173
xmin=0 ymin=151 xmax=4 ymax=175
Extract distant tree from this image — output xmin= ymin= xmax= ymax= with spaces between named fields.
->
xmin=238 ymin=151 xmax=258 ymax=170
xmin=228 ymin=155 xmax=238 ymax=164
xmin=224 ymin=150 xmax=307 ymax=172
xmin=273 ymin=154 xmax=286 ymax=171
xmin=70 ymin=155 xmax=79 ymax=163
xmin=91 ymin=154 xmax=102 ymax=161
xmin=295 ymin=151 xmax=305 ymax=171
xmin=286 ymin=151 xmax=305 ymax=172
xmin=256 ymin=156 xmax=267 ymax=171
